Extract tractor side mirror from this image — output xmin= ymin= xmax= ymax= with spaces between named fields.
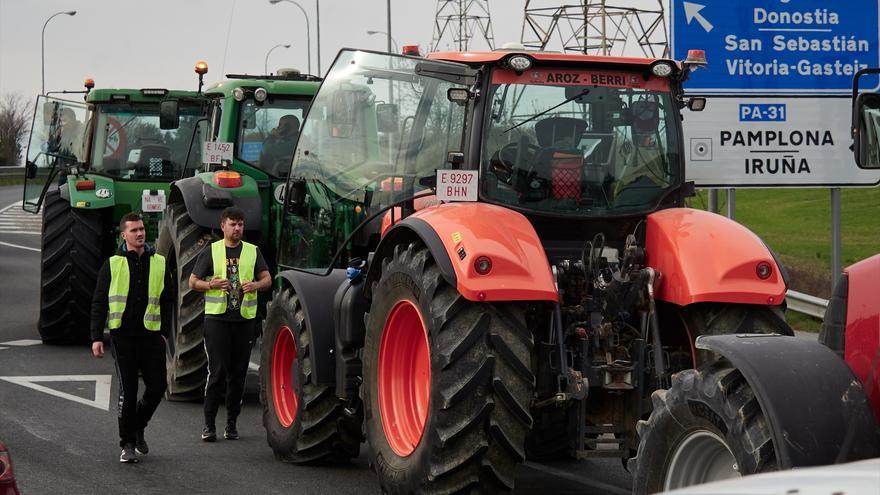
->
xmin=376 ymin=103 xmax=399 ymax=133
xmin=25 ymin=161 xmax=37 ymax=179
xmin=687 ymin=97 xmax=707 ymax=112
xmin=329 ymin=90 xmax=356 ymax=138
xmin=853 ymin=92 xmax=880 ymax=169
xmin=159 ymin=100 xmax=180 ymax=130
xmin=286 ymin=177 xmax=307 ymax=214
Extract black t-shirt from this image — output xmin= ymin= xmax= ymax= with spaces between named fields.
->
xmin=192 ymin=243 xmax=269 ymax=321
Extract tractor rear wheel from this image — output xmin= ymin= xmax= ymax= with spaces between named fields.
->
xmin=630 ymin=360 xmax=776 ymax=494
xmin=156 ymin=202 xmax=216 ymax=400
xmin=363 ymin=242 xmax=535 ymax=494
xmin=260 ymin=286 xmax=360 ymax=462
xmin=38 ymin=189 xmax=110 ymax=344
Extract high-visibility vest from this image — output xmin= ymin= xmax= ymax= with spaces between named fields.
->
xmin=107 ymin=254 xmax=165 ymax=331
xmin=204 ymin=240 xmax=258 ymax=319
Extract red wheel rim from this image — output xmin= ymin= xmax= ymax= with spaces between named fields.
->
xmin=272 ymin=325 xmax=299 ymax=428
xmin=378 ymin=299 xmax=431 ymax=457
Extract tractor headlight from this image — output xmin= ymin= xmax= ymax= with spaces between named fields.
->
xmin=506 ymin=54 xmax=533 ymax=72
xmin=232 ymin=87 xmax=245 ymax=102
xmin=254 ymin=88 xmax=268 ymax=102
xmin=650 ymin=61 xmax=675 ymax=77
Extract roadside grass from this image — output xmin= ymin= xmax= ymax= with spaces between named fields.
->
xmin=0 ymin=178 xmax=24 ymax=186
xmin=688 ymin=187 xmax=880 ymax=299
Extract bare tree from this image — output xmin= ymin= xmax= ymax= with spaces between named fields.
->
xmin=0 ymin=94 xmax=33 ymax=167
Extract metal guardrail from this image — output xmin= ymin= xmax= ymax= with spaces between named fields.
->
xmin=0 ymin=167 xmax=23 ymax=179
xmin=786 ymin=289 xmax=829 ymax=319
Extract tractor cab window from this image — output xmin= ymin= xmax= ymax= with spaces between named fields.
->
xmin=88 ymin=102 xmax=207 ymax=181
xmin=278 ymin=49 xmax=470 ymax=271
xmin=482 ymin=68 xmax=681 ymax=216
xmin=234 ymin=96 xmax=310 ymax=177
xmin=23 ymin=95 xmax=89 ymax=212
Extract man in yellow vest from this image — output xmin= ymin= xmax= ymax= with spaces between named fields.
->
xmin=189 ymin=207 xmax=271 ymax=441
xmin=91 ymin=212 xmax=172 ymax=463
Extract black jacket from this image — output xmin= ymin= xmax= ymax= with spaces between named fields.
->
xmin=90 ymin=244 xmax=173 ymax=342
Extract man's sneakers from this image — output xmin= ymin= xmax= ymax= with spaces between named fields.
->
xmin=224 ymin=421 xmax=239 ymax=440
xmin=135 ymin=430 xmax=149 ymax=455
xmin=119 ymin=444 xmax=138 ymax=463
xmin=201 ymin=425 xmax=217 ymax=442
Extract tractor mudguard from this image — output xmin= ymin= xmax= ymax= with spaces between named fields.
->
xmin=645 ymin=208 xmax=787 ymax=306
xmin=696 ymin=334 xmax=879 ymax=468
xmin=366 ymin=202 xmax=557 ymax=303
xmin=169 ymin=175 xmax=262 ymax=232
xmin=276 ymin=269 xmax=348 ymax=386
xmin=64 ymin=174 xmax=115 ymax=209
xmin=820 ymin=254 xmax=880 ymax=421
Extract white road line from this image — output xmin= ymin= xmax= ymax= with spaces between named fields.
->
xmin=0 ymin=339 xmax=43 ymax=346
xmin=0 ymin=241 xmax=40 ymax=252
xmin=0 ymin=347 xmax=7 ymax=351
xmin=0 ymin=374 xmax=112 ymax=411
xmin=522 ymin=462 xmax=631 ymax=495
xmin=0 ymin=201 xmax=23 ymax=214
xmin=0 ymin=232 xmax=41 ymax=236
xmin=248 ymin=361 xmax=260 ymax=372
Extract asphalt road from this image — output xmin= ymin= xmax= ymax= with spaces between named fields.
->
xmin=0 ymin=185 xmax=633 ymax=494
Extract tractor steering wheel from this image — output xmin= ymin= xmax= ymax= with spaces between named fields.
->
xmin=490 ymin=140 xmax=541 ymax=184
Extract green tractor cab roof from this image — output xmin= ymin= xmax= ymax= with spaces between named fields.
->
xmin=87 ymin=88 xmax=204 ymax=104
xmin=205 ymin=73 xmax=321 ymax=98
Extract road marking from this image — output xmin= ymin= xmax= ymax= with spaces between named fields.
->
xmin=0 ymin=347 xmax=7 ymax=351
xmin=0 ymin=241 xmax=40 ymax=252
xmin=0 ymin=374 xmax=112 ymax=411
xmin=248 ymin=361 xmax=259 ymax=372
xmin=0 ymin=339 xmax=42 ymax=346
xmin=0 ymin=200 xmax=41 ymax=235
xmin=522 ymin=461 xmax=631 ymax=495
xmin=0 ymin=201 xmax=22 ymax=214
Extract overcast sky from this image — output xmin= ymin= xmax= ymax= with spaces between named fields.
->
xmin=0 ymin=0 xmax=546 ymax=97
xmin=8 ymin=1 xmax=875 ymax=99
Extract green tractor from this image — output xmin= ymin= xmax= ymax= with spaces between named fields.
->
xmin=155 ymin=69 xmax=321 ymax=400
xmin=23 ymin=84 xmax=210 ymax=345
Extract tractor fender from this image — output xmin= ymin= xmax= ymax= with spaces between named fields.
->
xmin=275 ymin=268 xmax=347 ymax=386
xmin=696 ymin=334 xmax=879 ymax=468
xmin=365 ymin=202 xmax=557 ymax=303
xmin=819 ymin=254 xmax=880 ymax=421
xmin=645 ymin=208 xmax=787 ymax=306
xmin=169 ymin=175 xmax=263 ymax=232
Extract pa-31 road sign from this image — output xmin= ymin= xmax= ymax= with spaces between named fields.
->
xmin=671 ymin=0 xmax=880 ymax=95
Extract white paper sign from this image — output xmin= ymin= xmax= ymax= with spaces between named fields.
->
xmin=202 ymin=141 xmax=233 ymax=165
xmin=436 ymin=170 xmax=478 ymax=202
xmin=141 ymin=190 xmax=166 ymax=212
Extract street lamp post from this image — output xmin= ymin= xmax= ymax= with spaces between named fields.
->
xmin=268 ymin=0 xmax=311 ymax=75
xmin=264 ymin=43 xmax=291 ymax=75
xmin=42 ymin=10 xmax=77 ymax=95
xmin=366 ymin=30 xmax=398 ymax=53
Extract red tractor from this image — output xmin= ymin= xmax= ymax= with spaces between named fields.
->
xmin=259 ymin=48 xmax=878 ymax=493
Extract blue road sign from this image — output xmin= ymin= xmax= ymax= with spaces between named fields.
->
xmin=670 ymin=1 xmax=880 ymax=94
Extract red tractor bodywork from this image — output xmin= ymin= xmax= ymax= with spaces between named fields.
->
xmin=842 ymin=254 xmax=880 ymax=420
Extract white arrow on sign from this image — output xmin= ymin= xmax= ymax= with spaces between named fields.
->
xmin=0 ymin=374 xmax=112 ymax=411
xmin=684 ymin=2 xmax=713 ymax=33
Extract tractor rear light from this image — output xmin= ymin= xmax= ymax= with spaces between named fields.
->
xmin=213 ymin=171 xmax=242 ymax=188
xmin=756 ymin=261 xmax=773 ymax=280
xmin=75 ymin=180 xmax=96 ymax=191
xmin=474 ymin=256 xmax=492 ymax=275
xmin=0 ymin=450 xmax=13 ymax=482
xmin=402 ymin=45 xmax=421 ymax=56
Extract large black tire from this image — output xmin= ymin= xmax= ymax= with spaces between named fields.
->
xmin=156 ymin=202 xmax=216 ymax=400
xmin=260 ymin=286 xmax=360 ymax=462
xmin=630 ymin=360 xmax=776 ymax=494
xmin=363 ymin=241 xmax=535 ymax=494
xmin=38 ymin=189 xmax=111 ymax=344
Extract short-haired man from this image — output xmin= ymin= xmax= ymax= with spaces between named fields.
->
xmin=189 ymin=206 xmax=271 ymax=441
xmin=91 ymin=213 xmax=172 ymax=463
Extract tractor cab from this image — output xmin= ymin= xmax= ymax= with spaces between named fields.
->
xmin=23 ymin=88 xmax=209 ymax=214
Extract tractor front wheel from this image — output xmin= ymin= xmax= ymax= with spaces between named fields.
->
xmin=363 ymin=242 xmax=535 ymax=494
xmin=630 ymin=360 xmax=777 ymax=494
xmin=38 ymin=189 xmax=111 ymax=344
xmin=156 ymin=202 xmax=216 ymax=400
xmin=259 ymin=286 xmax=360 ymax=462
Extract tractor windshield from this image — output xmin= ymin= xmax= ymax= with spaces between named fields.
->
xmin=88 ymin=102 xmax=206 ymax=181
xmin=278 ymin=49 xmax=470 ymax=271
xmin=234 ymin=96 xmax=311 ymax=177
xmin=481 ymin=67 xmax=681 ymax=216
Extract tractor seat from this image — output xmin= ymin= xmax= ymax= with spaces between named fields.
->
xmin=136 ymin=145 xmax=173 ymax=179
xmin=529 ymin=117 xmax=588 ymax=200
